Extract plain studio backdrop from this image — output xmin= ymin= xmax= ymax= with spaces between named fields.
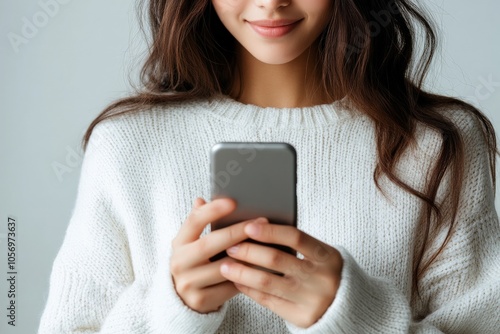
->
xmin=0 ymin=0 xmax=499 ymax=332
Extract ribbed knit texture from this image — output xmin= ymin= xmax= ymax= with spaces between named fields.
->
xmin=38 ymin=95 xmax=500 ymax=333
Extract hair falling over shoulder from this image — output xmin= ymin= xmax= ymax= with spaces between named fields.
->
xmin=81 ymin=0 xmax=498 ymax=298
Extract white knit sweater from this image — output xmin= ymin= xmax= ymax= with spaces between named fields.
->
xmin=38 ymin=95 xmax=500 ymax=333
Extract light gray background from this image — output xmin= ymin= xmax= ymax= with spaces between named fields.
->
xmin=1 ymin=1 xmax=499 ymax=333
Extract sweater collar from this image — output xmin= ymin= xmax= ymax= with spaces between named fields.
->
xmin=201 ymin=94 xmax=362 ymax=129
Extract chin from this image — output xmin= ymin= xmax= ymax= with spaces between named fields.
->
xmin=247 ymin=48 xmax=308 ymax=65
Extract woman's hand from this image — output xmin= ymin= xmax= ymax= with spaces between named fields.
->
xmin=220 ymin=220 xmax=343 ymax=328
xmin=170 ymin=197 xmax=268 ymax=314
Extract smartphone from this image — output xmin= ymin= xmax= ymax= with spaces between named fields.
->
xmin=209 ymin=142 xmax=297 ymax=273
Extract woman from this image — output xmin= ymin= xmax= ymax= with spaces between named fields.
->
xmin=38 ymin=0 xmax=500 ymax=333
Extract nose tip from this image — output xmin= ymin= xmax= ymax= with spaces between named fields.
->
xmin=256 ymin=0 xmax=291 ymax=10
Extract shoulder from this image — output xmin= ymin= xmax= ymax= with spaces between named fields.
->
xmin=81 ymin=97 xmax=214 ymax=187
xmin=395 ymin=103 xmax=496 ymax=193
xmin=439 ymin=104 xmax=491 ymax=141
xmin=421 ymin=104 xmax=496 ymax=207
xmin=434 ymin=104 xmax=496 ymax=172
xmin=85 ymin=97 xmax=210 ymax=156
xmin=412 ymin=103 xmax=494 ymax=156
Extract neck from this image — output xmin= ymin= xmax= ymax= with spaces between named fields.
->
xmin=229 ymin=43 xmax=334 ymax=108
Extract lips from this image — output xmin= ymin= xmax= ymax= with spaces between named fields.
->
xmin=246 ymin=18 xmax=303 ymax=38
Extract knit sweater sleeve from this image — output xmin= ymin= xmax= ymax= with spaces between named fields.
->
xmin=285 ymin=111 xmax=500 ymax=334
xmin=37 ymin=121 xmax=227 ymax=334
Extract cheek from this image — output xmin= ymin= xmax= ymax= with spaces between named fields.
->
xmin=309 ymin=1 xmax=332 ymax=32
xmin=211 ymin=0 xmax=244 ymax=20
xmin=211 ymin=0 xmax=246 ymax=35
xmin=305 ymin=0 xmax=331 ymax=12
xmin=304 ymin=0 xmax=332 ymax=23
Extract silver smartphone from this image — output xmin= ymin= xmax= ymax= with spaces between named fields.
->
xmin=209 ymin=142 xmax=297 ymax=269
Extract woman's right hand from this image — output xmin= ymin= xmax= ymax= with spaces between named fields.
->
xmin=170 ymin=197 xmax=267 ymax=314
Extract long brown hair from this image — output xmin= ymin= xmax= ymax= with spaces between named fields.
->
xmin=82 ymin=0 xmax=498 ymax=297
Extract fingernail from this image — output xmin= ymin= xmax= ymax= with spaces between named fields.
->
xmin=246 ymin=223 xmax=262 ymax=236
xmin=193 ymin=197 xmax=204 ymax=207
xmin=255 ymin=217 xmax=268 ymax=224
xmin=221 ymin=264 xmax=230 ymax=274
xmin=227 ymin=244 xmax=239 ymax=254
xmin=218 ymin=198 xmax=235 ymax=210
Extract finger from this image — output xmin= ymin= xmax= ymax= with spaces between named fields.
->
xmin=173 ymin=258 xmax=239 ymax=291
xmin=177 ymin=219 xmax=266 ymax=269
xmin=174 ymin=197 xmax=237 ymax=246
xmin=235 ymin=284 xmax=315 ymax=328
xmin=234 ymin=283 xmax=294 ymax=313
xmin=220 ymin=261 xmax=298 ymax=301
xmin=226 ymin=241 xmax=301 ymax=275
xmin=186 ymin=281 xmax=239 ymax=314
xmin=204 ymin=280 xmax=240 ymax=306
xmin=193 ymin=197 xmax=206 ymax=209
xmin=244 ymin=223 xmax=336 ymax=261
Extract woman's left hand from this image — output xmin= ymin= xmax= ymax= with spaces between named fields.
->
xmin=220 ymin=218 xmax=343 ymax=328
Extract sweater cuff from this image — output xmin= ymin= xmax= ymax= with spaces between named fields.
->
xmin=149 ymin=251 xmax=228 ymax=334
xmin=285 ymin=246 xmax=411 ymax=333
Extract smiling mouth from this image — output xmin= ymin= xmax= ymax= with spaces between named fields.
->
xmin=246 ymin=19 xmax=304 ymax=38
